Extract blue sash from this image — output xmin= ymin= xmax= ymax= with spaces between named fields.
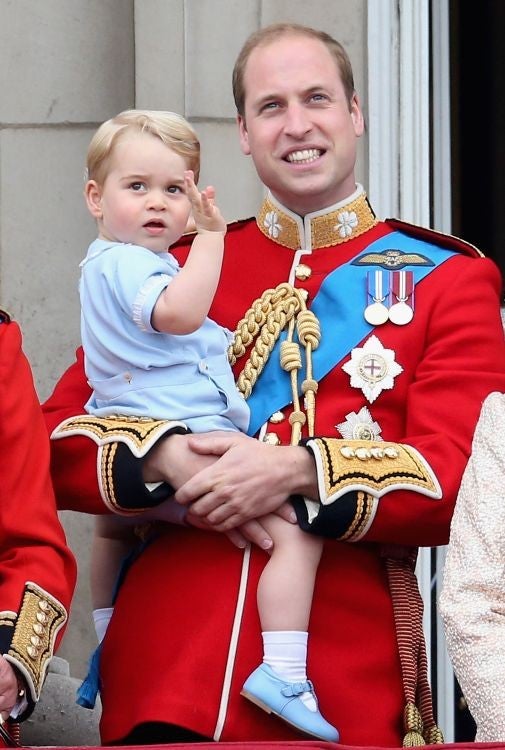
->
xmin=246 ymin=231 xmax=455 ymax=436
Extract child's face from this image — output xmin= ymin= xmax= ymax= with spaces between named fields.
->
xmin=88 ymin=131 xmax=192 ymax=252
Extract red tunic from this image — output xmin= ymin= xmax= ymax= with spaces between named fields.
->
xmin=0 ymin=316 xmax=76 ymax=717
xmin=43 ymin=194 xmax=505 ymax=745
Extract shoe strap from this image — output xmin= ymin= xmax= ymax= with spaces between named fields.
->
xmin=281 ymin=679 xmax=313 ymax=698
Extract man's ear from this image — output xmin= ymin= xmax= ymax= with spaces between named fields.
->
xmin=84 ymin=180 xmax=103 ymax=219
xmin=237 ymin=115 xmax=251 ymax=156
xmin=350 ymin=93 xmax=365 ymax=138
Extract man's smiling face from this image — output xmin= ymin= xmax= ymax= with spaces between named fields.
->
xmin=238 ymin=34 xmax=364 ymax=216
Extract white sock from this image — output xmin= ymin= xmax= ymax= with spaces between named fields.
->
xmin=93 ymin=607 xmax=114 ymax=643
xmin=262 ymin=630 xmax=317 ymax=711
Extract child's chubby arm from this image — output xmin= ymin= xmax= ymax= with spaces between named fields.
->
xmin=184 ymin=170 xmax=227 ymax=234
xmin=151 ymin=171 xmax=226 ymax=335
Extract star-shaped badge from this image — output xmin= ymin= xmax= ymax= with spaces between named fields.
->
xmin=336 ymin=406 xmax=383 ymax=440
xmin=342 ymin=335 xmax=403 ymax=403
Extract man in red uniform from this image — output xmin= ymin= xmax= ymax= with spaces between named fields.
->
xmin=44 ymin=24 xmax=505 ymax=746
xmin=0 ymin=310 xmax=76 ymax=743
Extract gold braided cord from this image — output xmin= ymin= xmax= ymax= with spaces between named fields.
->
xmin=280 ymin=318 xmax=305 ymax=445
xmin=297 ymin=309 xmax=320 ymax=434
xmin=228 ymin=283 xmax=321 ymax=443
xmin=229 ymin=283 xmax=300 ymax=366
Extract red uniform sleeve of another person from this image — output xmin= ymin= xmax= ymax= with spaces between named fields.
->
xmin=0 ymin=320 xmax=76 ymax=710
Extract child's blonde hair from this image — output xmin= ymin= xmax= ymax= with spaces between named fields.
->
xmin=86 ymin=109 xmax=200 ymax=185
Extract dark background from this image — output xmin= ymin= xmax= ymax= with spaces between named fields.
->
xmin=450 ymin=0 xmax=505 ymax=301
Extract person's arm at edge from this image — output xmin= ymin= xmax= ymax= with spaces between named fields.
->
xmin=0 ymin=319 xmax=76 ymax=720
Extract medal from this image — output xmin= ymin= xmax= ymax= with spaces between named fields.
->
xmin=336 ymin=406 xmax=383 ymax=441
xmin=388 ymin=271 xmax=414 ymax=325
xmin=364 ymin=270 xmax=390 ymax=325
xmin=342 ymin=335 xmax=404 ymax=403
xmin=388 ymin=301 xmax=413 ymax=325
xmin=365 ymin=302 xmax=389 ymax=326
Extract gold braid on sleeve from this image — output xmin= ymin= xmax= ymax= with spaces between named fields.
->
xmin=228 ymin=283 xmax=321 ymax=444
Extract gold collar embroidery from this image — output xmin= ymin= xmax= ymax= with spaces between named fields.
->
xmin=257 ymin=188 xmax=378 ymax=251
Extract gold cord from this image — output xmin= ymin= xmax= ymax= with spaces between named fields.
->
xmin=229 ymin=283 xmax=321 ymax=443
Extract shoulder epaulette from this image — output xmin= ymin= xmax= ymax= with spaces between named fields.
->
xmin=0 ymin=309 xmax=11 ymax=324
xmin=386 ymin=217 xmax=484 ymax=259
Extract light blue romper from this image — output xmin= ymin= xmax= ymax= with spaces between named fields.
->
xmin=80 ymin=239 xmax=250 ymax=434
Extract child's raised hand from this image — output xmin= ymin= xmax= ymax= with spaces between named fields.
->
xmin=185 ymin=170 xmax=227 ymax=235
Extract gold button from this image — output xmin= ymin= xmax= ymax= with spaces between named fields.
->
xmin=340 ymin=446 xmax=354 ymax=459
xmin=295 ymin=264 xmax=312 ymax=280
xmin=33 ymin=623 xmax=44 ymax=635
xmin=27 ymin=646 xmax=38 ymax=659
xmin=38 ymin=600 xmax=49 ymax=611
xmin=30 ymin=635 xmax=41 ymax=647
xmin=36 ymin=612 xmax=48 ymax=624
xmin=370 ymin=447 xmax=384 ymax=460
xmin=262 ymin=432 xmax=281 ymax=446
xmin=269 ymin=411 xmax=285 ymax=424
xmin=355 ymin=447 xmax=371 ymax=461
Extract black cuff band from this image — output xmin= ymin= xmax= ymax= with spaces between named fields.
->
xmin=112 ymin=427 xmax=188 ymax=510
xmin=292 ymin=491 xmax=364 ymax=540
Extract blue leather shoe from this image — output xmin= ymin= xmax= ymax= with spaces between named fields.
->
xmin=241 ymin=664 xmax=339 ymax=742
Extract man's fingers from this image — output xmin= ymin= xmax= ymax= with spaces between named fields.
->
xmin=186 ymin=432 xmax=240 ymax=456
xmin=224 ymin=529 xmax=247 ymax=549
xmin=236 ymin=520 xmax=273 ymax=551
xmin=275 ymin=501 xmax=298 ymax=524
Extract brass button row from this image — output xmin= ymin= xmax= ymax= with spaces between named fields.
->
xmin=26 ymin=600 xmax=50 ymax=661
xmin=340 ymin=445 xmax=399 ymax=461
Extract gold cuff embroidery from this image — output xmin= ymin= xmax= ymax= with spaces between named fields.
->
xmin=51 ymin=414 xmax=187 ymax=458
xmin=7 ymin=583 xmax=67 ymax=700
xmin=306 ymin=438 xmax=442 ymax=503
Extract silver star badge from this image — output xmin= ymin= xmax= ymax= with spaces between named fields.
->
xmin=342 ymin=334 xmax=403 ymax=404
xmin=336 ymin=406 xmax=383 ymax=440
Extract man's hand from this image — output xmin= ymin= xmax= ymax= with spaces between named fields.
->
xmin=0 ymin=656 xmax=20 ymax=720
xmin=175 ymin=432 xmax=317 ymax=530
xmin=188 ymin=513 xmax=295 ymax=552
xmin=142 ymin=432 xmax=218 ymax=486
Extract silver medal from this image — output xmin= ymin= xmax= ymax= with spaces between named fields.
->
xmin=364 ymin=301 xmax=389 ymax=326
xmin=364 ymin=270 xmax=389 ymax=326
xmin=389 ymin=270 xmax=414 ymax=325
xmin=388 ymin=301 xmax=414 ymax=326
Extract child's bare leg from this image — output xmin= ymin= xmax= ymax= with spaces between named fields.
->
xmin=257 ymin=513 xmax=323 ymax=631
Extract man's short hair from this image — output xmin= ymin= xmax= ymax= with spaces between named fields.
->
xmin=232 ymin=23 xmax=356 ymax=118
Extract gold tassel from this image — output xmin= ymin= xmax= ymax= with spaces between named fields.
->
xmin=424 ymin=725 xmax=445 ymax=744
xmin=403 ymin=703 xmax=425 ymax=747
